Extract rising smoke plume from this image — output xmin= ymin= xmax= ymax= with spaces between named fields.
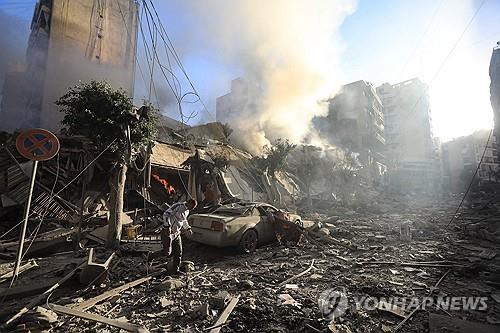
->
xmin=184 ymin=0 xmax=356 ymax=154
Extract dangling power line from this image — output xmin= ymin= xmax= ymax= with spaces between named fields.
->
xmin=137 ymin=0 xmax=216 ymax=126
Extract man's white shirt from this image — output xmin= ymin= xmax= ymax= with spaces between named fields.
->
xmin=163 ymin=202 xmax=190 ymax=239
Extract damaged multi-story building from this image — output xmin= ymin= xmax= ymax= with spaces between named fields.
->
xmin=216 ymin=78 xmax=248 ymax=124
xmin=215 ymin=77 xmax=262 ymax=125
xmin=490 ymin=43 xmax=500 ymax=161
xmin=376 ymin=78 xmax=438 ymax=193
xmin=0 ymin=0 xmax=138 ymax=132
xmin=314 ymin=80 xmax=386 ymax=183
xmin=441 ymin=129 xmax=499 ymax=193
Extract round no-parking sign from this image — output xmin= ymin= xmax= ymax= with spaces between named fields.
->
xmin=15 ymin=128 xmax=60 ymax=161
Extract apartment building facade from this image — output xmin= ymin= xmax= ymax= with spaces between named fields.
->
xmin=442 ymin=130 xmax=498 ymax=192
xmin=316 ymin=80 xmax=386 ymax=182
xmin=0 ymin=0 xmax=138 ymax=132
xmin=376 ymin=78 xmax=437 ymax=192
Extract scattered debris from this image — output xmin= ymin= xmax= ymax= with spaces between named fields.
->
xmin=0 ymin=260 xmax=38 ymax=283
xmin=377 ymin=300 xmax=406 ymax=318
xmin=48 ymin=303 xmax=149 ymax=333
xmin=71 ymin=270 xmax=166 ymax=311
xmin=429 ymin=313 xmax=498 ymax=333
xmin=78 ymin=248 xmax=115 ymax=285
xmin=4 ymin=260 xmax=85 ymax=327
xmin=207 ymin=296 xmax=240 ymax=333
xmin=279 ymin=259 xmax=315 ymax=286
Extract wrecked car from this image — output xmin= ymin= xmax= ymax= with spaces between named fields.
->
xmin=187 ymin=202 xmax=302 ymax=253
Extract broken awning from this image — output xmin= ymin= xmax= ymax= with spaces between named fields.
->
xmin=150 ymin=142 xmax=193 ymax=170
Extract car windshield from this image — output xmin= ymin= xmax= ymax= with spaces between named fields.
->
xmin=213 ymin=205 xmax=252 ymax=217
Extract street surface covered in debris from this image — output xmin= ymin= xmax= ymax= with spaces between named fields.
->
xmin=2 ymin=196 xmax=499 ymax=332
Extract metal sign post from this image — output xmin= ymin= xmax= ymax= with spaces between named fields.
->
xmin=12 ymin=129 xmax=60 ymax=283
xmin=12 ymin=160 xmax=38 ymax=280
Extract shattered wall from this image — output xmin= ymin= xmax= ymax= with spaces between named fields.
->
xmin=313 ymin=80 xmax=386 ymax=184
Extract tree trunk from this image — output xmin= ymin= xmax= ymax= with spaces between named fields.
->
xmin=306 ymin=181 xmax=312 ymax=208
xmin=108 ymin=162 xmax=127 ymax=249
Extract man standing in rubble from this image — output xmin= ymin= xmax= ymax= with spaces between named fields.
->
xmin=149 ymin=198 xmax=197 ymax=274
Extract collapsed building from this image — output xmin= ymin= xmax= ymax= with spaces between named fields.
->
xmin=215 ymin=78 xmax=249 ymax=124
xmin=313 ymin=80 xmax=387 ymax=185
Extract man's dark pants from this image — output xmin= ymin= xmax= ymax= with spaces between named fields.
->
xmin=151 ymin=228 xmax=183 ymax=272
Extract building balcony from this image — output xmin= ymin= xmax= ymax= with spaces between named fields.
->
xmin=375 ymin=132 xmax=386 ymax=144
xmin=374 ymin=151 xmax=385 ymax=161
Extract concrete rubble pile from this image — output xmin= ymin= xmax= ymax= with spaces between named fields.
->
xmin=0 ymin=196 xmax=498 ymax=332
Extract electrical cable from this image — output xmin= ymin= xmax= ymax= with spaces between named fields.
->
xmin=397 ymin=0 xmax=445 ymax=81
xmin=446 ymin=129 xmax=492 ymax=228
xmin=140 ymin=0 xmax=215 ymax=123
xmin=398 ymin=0 xmax=487 ymax=123
xmin=1 ymin=139 xmax=117 ymax=244
xmin=141 ymin=4 xmax=184 ymax=103
xmin=115 ymin=0 xmax=160 ymax=109
xmin=19 ymin=153 xmax=61 ymax=264
xmin=148 ymin=0 xmax=215 ymax=121
xmin=3 ymin=152 xmax=60 ymax=299
xmin=137 ymin=5 xmax=161 ymax=108
xmin=141 ymin=3 xmax=185 ymax=112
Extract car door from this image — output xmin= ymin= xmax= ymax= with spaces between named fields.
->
xmin=256 ymin=205 xmax=278 ymax=243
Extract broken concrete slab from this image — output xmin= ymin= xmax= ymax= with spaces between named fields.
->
xmin=210 ymin=291 xmax=230 ymax=309
xmin=0 ymin=277 xmax=60 ymax=300
xmin=160 ymin=297 xmax=174 ymax=308
xmin=0 ymin=260 xmax=38 ymax=283
xmin=377 ymin=300 xmax=406 ymax=318
xmin=156 ymin=278 xmax=184 ymax=292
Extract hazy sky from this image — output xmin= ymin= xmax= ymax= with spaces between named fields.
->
xmin=339 ymin=0 xmax=500 ymax=142
xmin=2 ymin=0 xmax=499 ymax=142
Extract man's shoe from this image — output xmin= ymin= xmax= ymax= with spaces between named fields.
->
xmin=145 ymin=251 xmax=154 ymax=263
xmin=170 ymin=269 xmax=181 ymax=276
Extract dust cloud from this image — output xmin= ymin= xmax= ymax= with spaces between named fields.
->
xmin=183 ymin=0 xmax=357 ymax=154
xmin=0 ymin=10 xmax=29 ymax=108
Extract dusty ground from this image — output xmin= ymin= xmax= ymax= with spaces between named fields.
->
xmin=2 ymin=197 xmax=500 ymax=332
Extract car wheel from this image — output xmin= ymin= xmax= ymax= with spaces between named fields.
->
xmin=238 ymin=229 xmax=258 ymax=253
xmin=295 ymin=219 xmax=304 ymax=228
